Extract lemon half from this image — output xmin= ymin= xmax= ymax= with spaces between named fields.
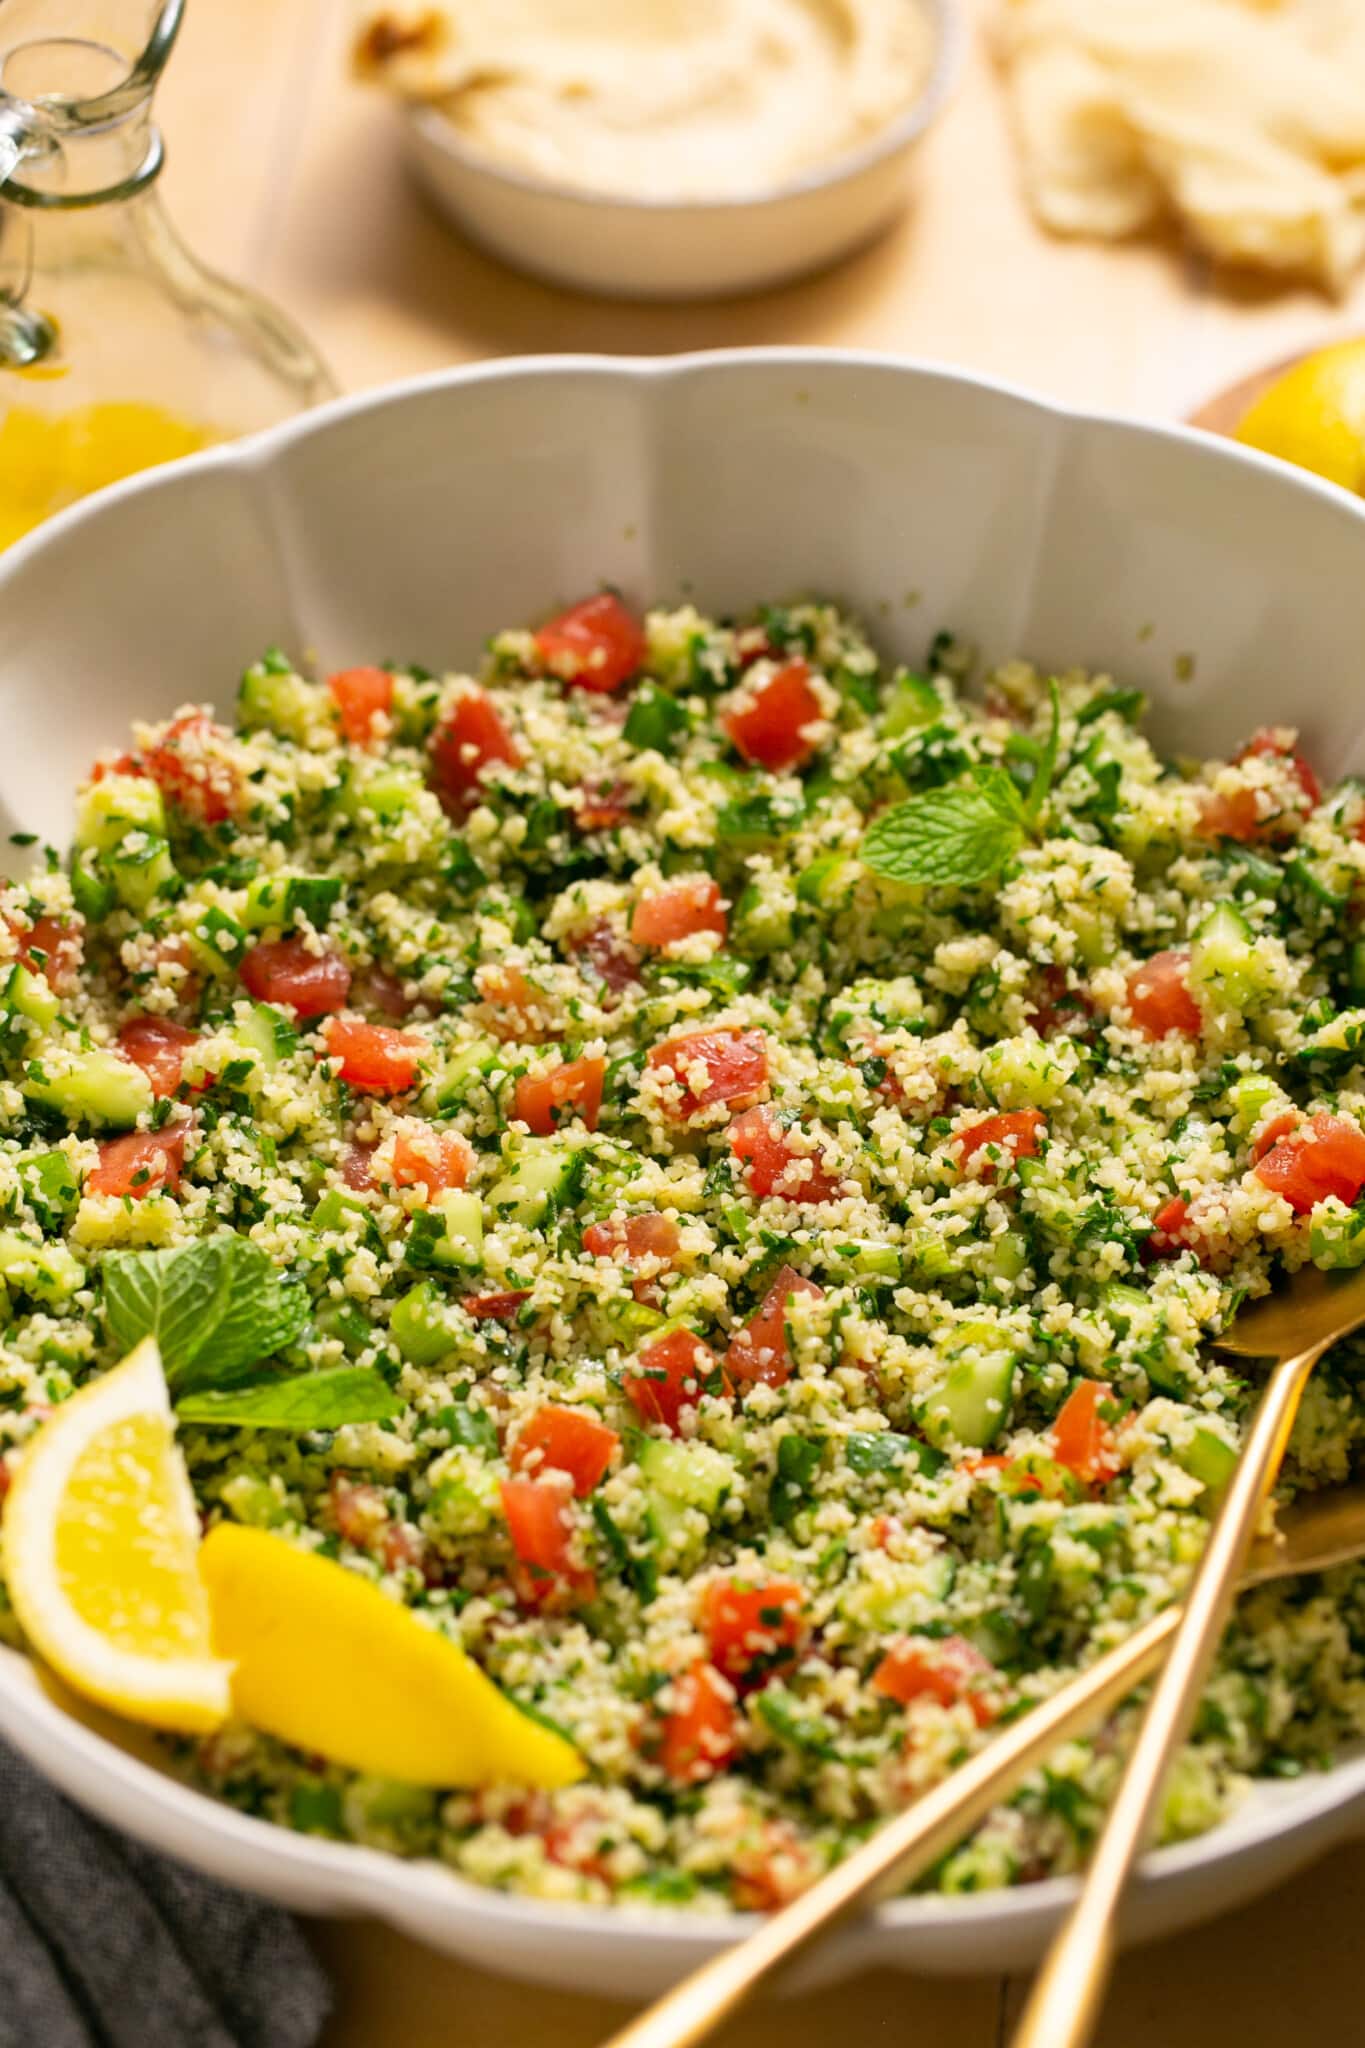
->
xmin=1234 ymin=339 xmax=1365 ymax=495
xmin=3 ymin=1337 xmax=231 ymax=1732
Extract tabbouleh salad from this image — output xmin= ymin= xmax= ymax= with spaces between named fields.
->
xmin=5 ymin=590 xmax=1365 ymax=1911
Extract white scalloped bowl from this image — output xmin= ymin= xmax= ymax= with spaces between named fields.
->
xmin=3 ymin=353 xmax=1365 ymax=1995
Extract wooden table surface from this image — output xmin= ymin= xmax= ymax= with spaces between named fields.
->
xmin=156 ymin=2 xmax=1365 ymax=2042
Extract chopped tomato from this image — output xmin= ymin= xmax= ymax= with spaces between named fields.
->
xmin=647 ymin=1028 xmax=769 ymax=1115
xmin=328 ymin=665 xmax=393 ymax=746
xmin=477 ymin=963 xmax=545 ymax=1041
xmin=500 ymin=1472 xmax=596 ymax=1609
xmin=9 ymin=914 xmax=83 ymax=994
xmin=1126 ymin=950 xmax=1202 ymax=1039
xmin=330 ymin=1473 xmax=388 ymax=1549
xmin=534 ymin=592 xmax=646 ymax=694
xmin=629 ymin=876 xmax=727 ymax=950
xmin=388 ymin=1126 xmax=473 ymax=1196
xmin=872 ymin=1635 xmax=996 ymax=1727
xmin=464 ymin=1290 xmax=531 ymax=1322
xmin=722 ymin=659 xmax=824 ymax=773
xmin=241 ymin=937 xmax=351 ymax=1019
xmin=1051 ymin=1380 xmax=1120 ymax=1486
xmin=574 ymin=780 xmax=636 ymax=832
xmin=959 ymin=1455 xmax=1044 ymax=1496
xmin=381 ymin=1521 xmax=426 ymax=1576
xmin=1028 ymin=965 xmax=1092 ymax=1040
xmin=623 ymin=1328 xmax=728 ymax=1434
xmin=352 ymin=966 xmax=410 ymax=1019
xmin=730 ymin=1820 xmax=817 ymax=1912
xmin=1238 ymin=727 xmax=1320 ymax=809
xmin=1197 ymin=787 xmax=1262 ymax=842
xmin=957 ymin=1110 xmax=1046 ymax=1179
xmin=1250 ymin=1111 xmax=1299 ymax=1164
xmin=86 ymin=1126 xmax=187 ymax=1200
xmin=116 ymin=1015 xmax=197 ymax=1097
xmin=144 ymin=713 xmax=241 ymax=824
xmin=1146 ymin=1194 xmax=1198 ymax=1260
xmin=340 ymin=1142 xmax=376 ymax=1191
xmin=583 ymin=1214 xmax=680 ymax=1263
xmin=726 ymin=1265 xmax=824 ymax=1388
xmin=728 ymin=1105 xmax=839 ymax=1204
xmin=319 ymin=1016 xmax=421 ymax=1095
xmin=430 ymin=687 xmax=521 ymax=811
xmin=1254 ymin=1111 xmax=1365 ymax=1214
xmin=511 ymin=1405 xmax=619 ymax=1497
xmin=657 ymin=1660 xmax=738 ymax=1785
xmin=702 ymin=1579 xmax=807 ymax=1689
xmin=571 ymin=918 xmax=640 ymax=996
xmin=89 ymin=750 xmax=143 ymax=784
xmin=583 ymin=1213 xmax=679 ymax=1305
xmin=513 ymin=1055 xmax=605 ymax=1134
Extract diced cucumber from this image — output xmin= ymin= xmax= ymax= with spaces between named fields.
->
xmin=623 ymin=684 xmax=690 ymax=756
xmin=104 ymin=833 xmax=177 ymax=911
xmin=405 ymin=1189 xmax=484 ymax=1273
xmin=338 ymin=763 xmax=425 ymax=824
xmin=242 ymin=872 xmax=343 ymax=931
xmin=0 ymin=962 xmax=60 ymax=1032
xmin=731 ymin=883 xmax=794 ymax=956
xmin=903 ymin=1232 xmax=964 ymax=1282
xmin=18 ymin=1149 xmax=81 ymax=1226
xmin=638 ymin=1436 xmax=733 ymax=1561
xmin=238 ymin=654 xmax=320 ymax=740
xmin=795 ymin=853 xmax=859 ymax=909
xmin=0 ymin=1231 xmax=83 ymax=1302
xmin=1099 ymin=1281 xmax=1150 ymax=1335
xmin=426 ymin=1038 xmax=503 ymax=1114
xmin=1174 ymin=1424 xmax=1237 ymax=1498
xmin=231 ymin=1002 xmax=296 ymax=1072
xmin=390 ymin=1280 xmax=461 ymax=1366
xmin=220 ymin=1471 xmax=291 ymax=1529
xmin=839 ymin=1550 xmax=956 ymax=1632
xmin=882 ymin=669 xmax=941 ymax=737
xmin=919 ymin=1322 xmax=1018 ymax=1450
xmin=69 ymin=849 xmax=114 ymax=923
xmin=74 ymin=772 xmax=165 ymax=853
xmin=843 ymin=1431 xmax=945 ymax=1478
xmin=825 ymin=1239 xmax=902 ymax=1283
xmin=186 ymin=903 xmax=250 ymax=976
xmin=24 ymin=1049 xmax=153 ymax=1128
xmin=1226 ymin=1072 xmax=1283 ymax=1138
xmin=310 ymin=1187 xmax=374 ymax=1235
xmin=485 ymin=1137 xmax=584 ymax=1227
xmin=1188 ymin=901 xmax=1272 ymax=1013
xmin=1310 ymin=1200 xmax=1365 ymax=1270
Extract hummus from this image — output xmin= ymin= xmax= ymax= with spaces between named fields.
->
xmin=355 ymin=0 xmax=936 ymax=202
xmin=995 ymin=0 xmax=1365 ymax=294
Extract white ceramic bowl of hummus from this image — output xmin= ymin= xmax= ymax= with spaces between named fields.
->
xmin=377 ymin=0 xmax=962 ymax=299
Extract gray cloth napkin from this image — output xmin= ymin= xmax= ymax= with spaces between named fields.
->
xmin=0 ymin=1739 xmax=332 ymax=2048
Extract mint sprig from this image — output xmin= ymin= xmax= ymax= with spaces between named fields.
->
xmin=176 ymin=1366 xmax=399 ymax=1431
xmin=104 ymin=1233 xmax=310 ymax=1394
xmin=862 ymin=681 xmax=1060 ymax=888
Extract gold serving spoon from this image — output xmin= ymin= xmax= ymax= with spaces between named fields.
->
xmin=1012 ymin=1261 xmax=1365 ymax=2048
xmin=603 ymin=1265 xmax=1365 ymax=2048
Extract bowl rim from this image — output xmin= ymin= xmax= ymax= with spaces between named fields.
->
xmin=4 ymin=347 xmax=1365 ymax=1962
xmin=397 ymin=0 xmax=965 ymax=218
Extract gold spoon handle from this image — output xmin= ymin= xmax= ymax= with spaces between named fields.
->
xmin=1010 ymin=1343 xmax=1325 ymax=2048
xmin=602 ymin=1607 xmax=1180 ymax=2048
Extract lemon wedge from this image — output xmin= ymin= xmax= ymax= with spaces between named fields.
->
xmin=200 ymin=1523 xmax=584 ymax=1790
xmin=2 ymin=1337 xmax=231 ymax=1732
xmin=1234 ymin=339 xmax=1365 ymax=495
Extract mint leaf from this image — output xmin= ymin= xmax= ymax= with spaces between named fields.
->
xmin=176 ymin=1366 xmax=400 ymax=1431
xmin=104 ymin=1233 xmax=309 ymax=1393
xmin=862 ymin=773 xmax=1026 ymax=887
